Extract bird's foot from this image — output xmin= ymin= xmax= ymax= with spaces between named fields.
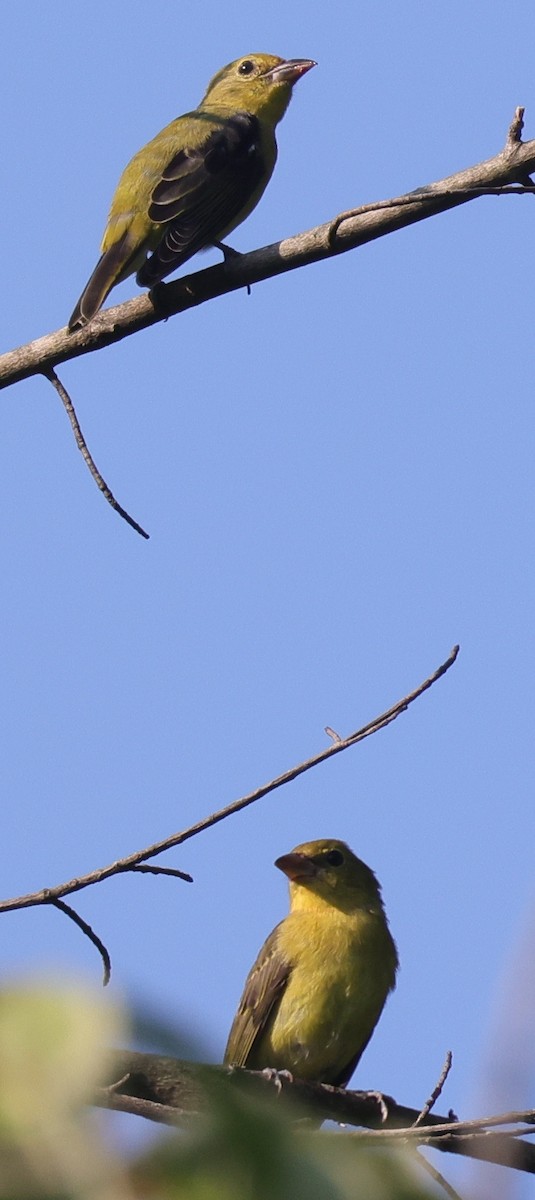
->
xmin=214 ymin=240 xmax=242 ymax=263
xmin=214 ymin=241 xmax=251 ymax=296
xmin=148 ymin=282 xmax=171 ymax=318
xmin=261 ymin=1067 xmax=294 ymax=1093
xmin=366 ymin=1090 xmax=389 ymax=1123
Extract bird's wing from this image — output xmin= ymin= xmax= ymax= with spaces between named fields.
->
xmin=137 ymin=112 xmax=266 ymax=286
xmin=224 ymin=923 xmax=291 ymax=1068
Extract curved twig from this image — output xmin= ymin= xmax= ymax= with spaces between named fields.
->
xmin=44 ymin=368 xmax=149 ymax=539
xmin=128 ymin=864 xmax=193 ymax=881
xmin=50 ymin=897 xmax=111 ymax=985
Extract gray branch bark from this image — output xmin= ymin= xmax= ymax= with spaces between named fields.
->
xmin=0 ymin=110 xmax=533 ymax=390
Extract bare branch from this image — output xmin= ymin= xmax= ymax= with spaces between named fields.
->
xmin=326 ymin=183 xmax=535 ymax=245
xmin=128 ymin=864 xmax=193 ymax=882
xmin=97 ymin=1050 xmax=535 ymax=1174
xmin=49 ymin=897 xmax=111 ymax=985
xmin=98 ymin=1088 xmax=191 ymax=1127
xmin=415 ymin=1152 xmax=464 ymax=1200
xmin=413 ymin=1051 xmax=454 ymax=1127
xmin=44 ymin=368 xmax=150 ymax=539
xmin=0 ymin=112 xmax=534 ymax=388
xmin=0 ymin=645 xmax=458 ymax=919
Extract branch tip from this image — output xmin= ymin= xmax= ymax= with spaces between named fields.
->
xmin=507 ymin=106 xmax=525 ymax=147
xmin=413 ymin=1050 xmax=453 ymax=1127
xmin=129 ymin=864 xmax=194 ymax=883
xmin=324 ymin=726 xmax=342 ymax=743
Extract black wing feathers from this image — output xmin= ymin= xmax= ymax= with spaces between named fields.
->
xmin=137 ymin=113 xmax=265 ymax=287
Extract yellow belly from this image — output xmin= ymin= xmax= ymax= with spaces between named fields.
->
xmin=248 ymin=906 xmax=397 ymax=1083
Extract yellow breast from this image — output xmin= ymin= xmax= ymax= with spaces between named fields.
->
xmin=251 ymin=903 xmax=397 ymax=1083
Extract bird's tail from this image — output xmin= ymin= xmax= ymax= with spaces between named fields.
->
xmin=68 ymin=231 xmax=138 ymax=331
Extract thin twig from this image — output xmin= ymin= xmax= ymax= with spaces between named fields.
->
xmin=102 ymin=1073 xmax=131 ymax=1094
xmin=415 ymin=1151 xmax=464 ymax=1200
xmin=327 ymin=184 xmax=535 ymax=245
xmin=43 ymin=368 xmax=150 ymax=539
xmin=0 ymin=645 xmax=459 ymax=917
xmin=413 ymin=1051 xmax=454 ymax=1127
xmin=354 ymin=1113 xmax=535 ymax=1139
xmin=98 ymin=1088 xmax=192 ymax=1127
xmin=1 ymin=111 xmax=534 ymax=387
xmin=128 ymin=864 xmax=193 ymax=882
xmin=50 ymin=897 xmax=111 ymax=985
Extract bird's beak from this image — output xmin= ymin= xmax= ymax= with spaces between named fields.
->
xmin=275 ymin=852 xmax=318 ymax=881
xmin=264 ymin=59 xmax=316 ymax=85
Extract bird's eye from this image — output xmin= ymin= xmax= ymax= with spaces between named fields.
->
xmin=324 ymin=849 xmax=344 ymax=867
xmin=238 ymin=59 xmax=255 ymax=76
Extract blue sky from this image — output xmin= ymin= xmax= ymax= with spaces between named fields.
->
xmin=2 ymin=2 xmax=535 ymax=1193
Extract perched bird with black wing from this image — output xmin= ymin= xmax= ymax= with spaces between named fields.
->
xmin=224 ymin=839 xmax=398 ymax=1086
xmin=68 ymin=53 xmax=315 ymax=330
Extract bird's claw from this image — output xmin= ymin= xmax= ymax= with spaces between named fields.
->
xmin=261 ymin=1067 xmax=294 ymax=1093
xmin=367 ymin=1090 xmax=389 ymax=1123
xmin=214 ymin=241 xmax=251 ymax=296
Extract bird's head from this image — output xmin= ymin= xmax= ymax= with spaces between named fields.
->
xmin=201 ymin=54 xmax=316 ymax=124
xmin=275 ymin=839 xmax=384 ymax=915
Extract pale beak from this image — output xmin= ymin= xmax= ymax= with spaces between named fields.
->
xmin=275 ymin=851 xmax=318 ymax=881
xmin=264 ymin=59 xmax=316 ymax=85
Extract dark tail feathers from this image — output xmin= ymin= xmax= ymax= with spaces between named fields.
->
xmin=68 ymin=231 xmax=136 ymax=331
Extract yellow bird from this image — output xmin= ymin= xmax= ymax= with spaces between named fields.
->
xmin=224 ymin=839 xmax=398 ymax=1086
xmin=68 ymin=53 xmax=315 ymax=330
